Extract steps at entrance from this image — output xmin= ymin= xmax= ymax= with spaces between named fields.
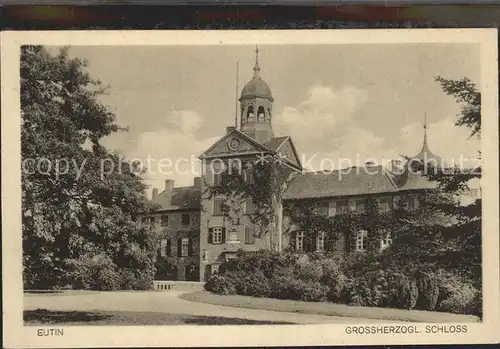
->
xmin=153 ymin=280 xmax=204 ymax=292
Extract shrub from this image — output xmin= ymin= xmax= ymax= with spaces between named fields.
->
xmin=414 ymin=271 xmax=440 ymax=310
xmin=346 ymin=269 xmax=418 ymax=310
xmin=389 ymin=273 xmax=419 ymax=310
xmin=434 ymin=272 xmax=479 ymax=315
xmin=294 ymin=260 xmax=323 ymax=283
xmin=204 ymin=274 xmax=236 ymax=295
xmin=120 ymin=268 xmax=154 ymax=290
xmin=270 ymin=275 xmax=300 ymax=299
xmin=68 ymin=255 xmax=122 ymax=291
xmin=469 ymin=290 xmax=483 ymax=318
xmin=218 ymin=249 xmax=292 ymax=279
xmin=243 ymin=271 xmax=272 ymax=297
xmin=326 ymin=273 xmax=349 ymax=302
xmin=270 ymin=276 xmax=328 ymax=302
xmin=91 ymin=263 xmax=122 ymax=291
xmin=319 ymin=258 xmax=348 ymax=302
xmin=299 ymin=281 xmax=328 ymax=302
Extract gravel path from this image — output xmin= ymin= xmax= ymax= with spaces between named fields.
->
xmin=24 ymin=291 xmax=404 ymax=324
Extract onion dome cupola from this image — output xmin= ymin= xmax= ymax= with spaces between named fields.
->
xmin=239 ymin=45 xmax=274 ymax=144
xmin=411 ymin=113 xmax=446 ymax=168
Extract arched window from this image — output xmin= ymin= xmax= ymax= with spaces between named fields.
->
xmin=267 ymin=108 xmax=271 ymax=121
xmin=247 ymin=106 xmax=255 ymax=120
xmin=257 ymin=106 xmax=266 ymax=122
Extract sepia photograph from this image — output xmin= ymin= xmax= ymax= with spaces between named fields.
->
xmin=2 ymin=29 xmax=499 ymax=347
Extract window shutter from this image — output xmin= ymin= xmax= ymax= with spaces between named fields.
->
xmin=247 ymin=169 xmax=254 ymax=184
xmin=246 ymin=199 xmax=254 ymax=214
xmin=290 ymin=231 xmax=297 ymax=251
xmin=177 ymin=238 xmax=182 ymax=257
xmin=221 ymin=227 xmax=226 ymax=243
xmin=208 ymin=228 xmax=213 ymax=244
xmin=245 ymin=226 xmax=255 ymax=244
xmin=188 ymin=238 xmax=193 ymax=257
xmin=213 ymin=199 xmax=223 ymax=215
xmin=306 ymin=234 xmax=315 ymax=252
xmin=324 ymin=232 xmax=333 ymax=252
xmin=167 ymin=238 xmax=171 ymax=256
xmin=348 ymin=231 xmax=356 ymax=253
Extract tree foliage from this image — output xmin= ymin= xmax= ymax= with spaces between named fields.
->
xmin=400 ymin=76 xmax=482 ymax=285
xmin=204 ymin=158 xmax=296 ymax=244
xmin=21 ymin=46 xmax=158 ymax=289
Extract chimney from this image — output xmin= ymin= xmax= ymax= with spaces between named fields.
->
xmin=226 ymin=126 xmax=236 ymax=135
xmin=152 ymin=188 xmax=159 ymax=199
xmin=165 ymin=179 xmax=175 ymax=192
xmin=193 ymin=176 xmax=202 ymax=189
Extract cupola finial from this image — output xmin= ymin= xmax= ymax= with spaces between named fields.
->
xmin=423 ymin=112 xmax=428 ymax=149
xmin=253 ymin=45 xmax=261 ymax=78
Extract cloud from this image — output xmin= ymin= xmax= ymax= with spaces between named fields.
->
xmin=274 ymin=84 xmax=480 ymax=172
xmin=274 ymin=86 xmax=368 ymax=146
xmin=124 ymin=110 xmax=219 ymax=194
xmin=166 ymin=110 xmax=203 ymax=135
xmin=398 ymin=116 xmax=480 ymax=168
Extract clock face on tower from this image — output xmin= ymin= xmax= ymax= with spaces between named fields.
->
xmin=228 ymin=137 xmax=241 ymax=151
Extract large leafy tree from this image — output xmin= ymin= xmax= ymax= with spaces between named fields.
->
xmin=21 ymin=46 xmax=157 ymax=289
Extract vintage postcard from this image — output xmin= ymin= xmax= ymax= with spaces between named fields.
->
xmin=2 ymin=29 xmax=499 ymax=348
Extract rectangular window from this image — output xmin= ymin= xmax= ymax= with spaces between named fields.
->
xmin=181 ymin=214 xmax=190 ymax=226
xmin=355 ymin=230 xmax=368 ymax=252
xmin=379 ymin=197 xmax=393 ymax=213
xmin=296 ymin=231 xmax=305 ymax=252
xmin=316 ymin=202 xmax=329 ymax=217
xmin=160 ymin=239 xmax=168 ymax=257
xmin=245 ymin=226 xmax=256 ymax=244
xmin=213 ymin=173 xmax=222 ymax=186
xmin=181 ymin=238 xmax=189 ymax=257
xmin=212 ymin=227 xmax=224 ymax=244
xmin=336 ymin=200 xmax=350 ymax=214
xmin=356 ymin=199 xmax=366 ymax=214
xmin=150 ymin=216 xmax=156 ymax=226
xmin=211 ymin=264 xmax=220 ymax=274
xmin=328 ymin=201 xmax=337 ymax=216
xmin=142 ymin=217 xmax=150 ymax=225
xmin=213 ymin=198 xmax=224 ymax=216
xmin=161 ymin=215 xmax=169 ymax=226
xmin=380 ymin=231 xmax=393 ymax=251
xmin=408 ymin=196 xmax=415 ymax=210
xmin=316 ymin=232 xmax=325 ymax=252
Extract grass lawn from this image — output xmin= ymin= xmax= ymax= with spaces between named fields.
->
xmin=24 ymin=308 xmax=293 ymax=326
xmin=180 ymin=291 xmax=480 ymax=323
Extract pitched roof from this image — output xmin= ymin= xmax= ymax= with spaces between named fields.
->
xmin=199 ymin=128 xmax=272 ymax=159
xmin=283 ymin=165 xmax=436 ymax=200
xmin=151 ymin=186 xmax=201 ymax=211
xmin=263 ymin=136 xmax=288 ymax=151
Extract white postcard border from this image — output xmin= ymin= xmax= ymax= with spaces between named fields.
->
xmin=2 ymin=29 xmax=499 ymax=348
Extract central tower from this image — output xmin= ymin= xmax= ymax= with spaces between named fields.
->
xmin=239 ymin=45 xmax=275 ymax=144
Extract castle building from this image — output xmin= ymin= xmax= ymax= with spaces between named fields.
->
xmin=148 ymin=47 xmax=475 ymax=282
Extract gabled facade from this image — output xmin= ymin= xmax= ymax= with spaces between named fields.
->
xmin=146 ymin=46 xmax=479 ymax=282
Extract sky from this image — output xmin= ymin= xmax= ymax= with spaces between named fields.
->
xmin=62 ymin=44 xmax=481 ymax=193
